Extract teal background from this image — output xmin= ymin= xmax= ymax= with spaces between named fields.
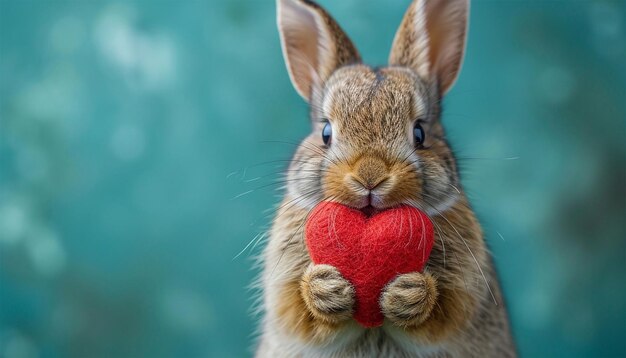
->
xmin=1 ymin=0 xmax=624 ymax=357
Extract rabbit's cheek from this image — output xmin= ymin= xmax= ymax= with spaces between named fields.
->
xmin=418 ymin=157 xmax=459 ymax=214
xmin=381 ymin=169 xmax=423 ymax=207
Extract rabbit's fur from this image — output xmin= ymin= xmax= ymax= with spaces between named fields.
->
xmin=256 ymin=0 xmax=515 ymax=356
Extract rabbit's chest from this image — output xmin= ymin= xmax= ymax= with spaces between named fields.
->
xmin=309 ymin=328 xmax=450 ymax=358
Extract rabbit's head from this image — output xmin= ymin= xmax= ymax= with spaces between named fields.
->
xmin=277 ymin=0 xmax=468 ymax=216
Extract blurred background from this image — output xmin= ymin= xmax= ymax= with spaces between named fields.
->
xmin=0 ymin=0 xmax=624 ymax=357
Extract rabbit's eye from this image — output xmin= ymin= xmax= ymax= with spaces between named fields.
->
xmin=413 ymin=122 xmax=425 ymax=147
xmin=322 ymin=122 xmax=332 ymax=145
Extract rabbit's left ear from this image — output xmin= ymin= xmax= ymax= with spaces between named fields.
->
xmin=388 ymin=0 xmax=469 ymax=95
xmin=277 ymin=0 xmax=361 ymax=102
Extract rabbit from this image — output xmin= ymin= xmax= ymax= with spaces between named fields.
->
xmin=256 ymin=0 xmax=516 ymax=356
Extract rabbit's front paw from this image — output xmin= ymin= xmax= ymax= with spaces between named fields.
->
xmin=301 ymin=264 xmax=354 ymax=323
xmin=381 ymin=272 xmax=438 ymax=327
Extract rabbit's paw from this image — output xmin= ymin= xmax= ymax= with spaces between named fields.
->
xmin=301 ymin=264 xmax=355 ymax=323
xmin=381 ymin=272 xmax=438 ymax=327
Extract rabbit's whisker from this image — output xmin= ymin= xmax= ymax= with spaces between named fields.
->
xmin=246 ymin=187 xmax=325 ymax=235
xmin=267 ymin=188 xmax=326 ymax=227
xmin=239 ymin=168 xmax=327 ymax=183
xmin=425 ymin=205 xmax=470 ymax=298
xmin=449 ymin=183 xmax=461 ymax=194
xmin=407 ymin=198 xmax=445 ymax=269
xmin=248 ymin=190 xmax=326 ymax=267
xmin=261 ymin=140 xmax=342 ymax=167
xmin=240 ymin=158 xmax=316 ymax=171
xmin=455 ymin=156 xmax=519 ymax=161
xmin=233 ymin=231 xmax=268 ymax=260
xmin=271 ymin=194 xmax=338 ymax=277
xmin=232 ymin=190 xmax=254 ymax=200
xmin=422 ymin=198 xmax=498 ymax=306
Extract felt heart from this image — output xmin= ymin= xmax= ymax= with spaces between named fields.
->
xmin=305 ymin=201 xmax=434 ymax=328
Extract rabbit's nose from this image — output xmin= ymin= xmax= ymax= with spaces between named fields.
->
xmin=353 ymin=155 xmax=388 ymax=190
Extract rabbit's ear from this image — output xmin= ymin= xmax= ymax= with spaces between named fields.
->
xmin=277 ymin=0 xmax=360 ymax=102
xmin=388 ymin=0 xmax=468 ymax=95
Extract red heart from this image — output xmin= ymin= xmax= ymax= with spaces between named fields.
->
xmin=305 ymin=201 xmax=434 ymax=328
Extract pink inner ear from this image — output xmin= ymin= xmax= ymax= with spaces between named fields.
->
xmin=305 ymin=201 xmax=435 ymax=328
xmin=278 ymin=0 xmax=320 ymax=100
xmin=277 ymin=0 xmax=361 ymax=102
xmin=387 ymin=0 xmax=468 ymax=95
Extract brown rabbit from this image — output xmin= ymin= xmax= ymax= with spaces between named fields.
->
xmin=256 ymin=0 xmax=515 ymax=356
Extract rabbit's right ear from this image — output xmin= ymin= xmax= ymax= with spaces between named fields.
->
xmin=388 ymin=0 xmax=469 ymax=95
xmin=277 ymin=0 xmax=361 ymax=102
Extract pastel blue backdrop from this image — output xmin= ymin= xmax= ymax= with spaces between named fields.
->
xmin=1 ymin=0 xmax=624 ymax=357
